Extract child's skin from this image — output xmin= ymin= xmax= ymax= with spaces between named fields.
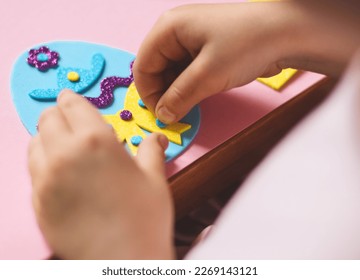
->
xmin=133 ymin=2 xmax=359 ymax=124
xmin=29 ymin=91 xmax=174 ymax=259
xmin=28 ymin=1 xmax=360 ymax=259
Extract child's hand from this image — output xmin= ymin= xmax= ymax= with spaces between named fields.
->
xmin=28 ymin=90 xmax=174 ymax=259
xmin=133 ymin=2 xmax=296 ymax=124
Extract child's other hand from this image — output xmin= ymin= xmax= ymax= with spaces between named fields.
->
xmin=133 ymin=2 xmax=294 ymax=124
xmin=28 ymin=90 xmax=174 ymax=259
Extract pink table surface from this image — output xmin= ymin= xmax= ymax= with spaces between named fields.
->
xmin=0 ymin=0 xmax=323 ymax=259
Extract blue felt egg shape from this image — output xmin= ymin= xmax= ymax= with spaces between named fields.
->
xmin=11 ymin=41 xmax=200 ymax=161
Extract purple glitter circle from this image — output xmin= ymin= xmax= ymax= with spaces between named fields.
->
xmin=120 ymin=110 xmax=132 ymax=121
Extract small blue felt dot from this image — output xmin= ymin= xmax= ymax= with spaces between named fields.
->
xmin=37 ymin=53 xmax=49 ymax=62
xmin=138 ymin=99 xmax=147 ymax=108
xmin=130 ymin=135 xmax=143 ymax=146
xmin=156 ymin=118 xmax=167 ymax=129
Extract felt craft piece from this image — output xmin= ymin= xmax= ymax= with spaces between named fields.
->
xmin=104 ymin=83 xmax=192 ymax=155
xmin=124 ymin=83 xmax=192 ymax=143
xmin=103 ymin=109 xmax=148 ymax=155
xmin=27 ymin=46 xmax=59 ymax=72
xmin=29 ymin=53 xmax=105 ymax=100
xmin=257 ymin=68 xmax=298 ymax=90
xmin=11 ymin=41 xmax=200 ymax=161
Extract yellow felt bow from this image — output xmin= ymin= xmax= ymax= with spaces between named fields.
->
xmin=103 ymin=83 xmax=191 ymax=155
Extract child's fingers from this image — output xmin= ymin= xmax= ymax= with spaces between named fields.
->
xmin=155 ymin=51 xmax=224 ymax=124
xmin=133 ymin=17 xmax=190 ymax=115
xmin=38 ymin=106 xmax=71 ymax=153
xmin=28 ymin=135 xmax=47 ymax=183
xmin=135 ymin=133 xmax=168 ymax=180
xmin=57 ymin=89 xmax=108 ymax=133
xmin=132 ymin=66 xmax=165 ymax=116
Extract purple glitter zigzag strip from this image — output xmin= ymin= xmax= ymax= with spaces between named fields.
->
xmin=86 ymin=61 xmax=134 ymax=108
xmin=86 ymin=76 xmax=133 ymax=108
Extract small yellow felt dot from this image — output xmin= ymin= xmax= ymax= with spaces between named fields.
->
xmin=67 ymin=71 xmax=80 ymax=82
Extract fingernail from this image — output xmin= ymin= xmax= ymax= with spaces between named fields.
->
xmin=157 ymin=134 xmax=169 ymax=151
xmin=157 ymin=106 xmax=176 ymax=124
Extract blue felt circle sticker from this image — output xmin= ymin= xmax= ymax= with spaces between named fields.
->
xmin=11 ymin=41 xmax=200 ymax=161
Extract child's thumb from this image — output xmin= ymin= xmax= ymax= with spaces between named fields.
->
xmin=135 ymin=133 xmax=168 ymax=179
xmin=155 ymin=52 xmax=216 ymax=124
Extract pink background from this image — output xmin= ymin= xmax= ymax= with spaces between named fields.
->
xmin=0 ymin=0 xmax=323 ymax=259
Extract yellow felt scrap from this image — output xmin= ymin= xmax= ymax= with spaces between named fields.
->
xmin=257 ymin=68 xmax=298 ymax=90
xmin=103 ymin=83 xmax=192 ymax=155
xmin=125 ymin=83 xmax=191 ymax=145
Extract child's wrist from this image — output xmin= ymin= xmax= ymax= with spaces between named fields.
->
xmin=262 ymin=1 xmax=312 ymax=71
xmin=246 ymin=1 xmax=307 ymax=72
xmin=275 ymin=2 xmax=359 ymax=75
xmin=274 ymin=2 xmax=320 ymax=70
